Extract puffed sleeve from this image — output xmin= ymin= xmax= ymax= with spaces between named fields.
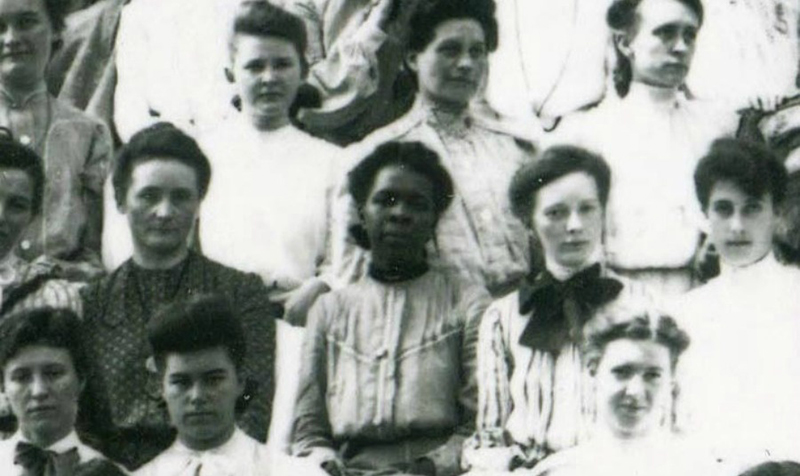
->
xmin=290 ymin=295 xmax=339 ymax=466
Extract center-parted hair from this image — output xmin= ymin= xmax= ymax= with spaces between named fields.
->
xmin=509 ymin=145 xmax=611 ymax=229
xmin=112 ymin=122 xmax=212 ymax=208
xmin=607 ymin=0 xmax=704 ymax=97
xmin=694 ymin=138 xmax=788 ymax=211
xmin=582 ymin=301 xmax=690 ymax=372
xmin=0 ymin=308 xmax=89 ymax=384
xmin=147 ymin=294 xmax=246 ymax=373
xmin=408 ymin=0 xmax=499 ymax=53
xmin=0 ymin=130 xmax=45 ymax=215
xmin=347 ymin=141 xmax=454 ymax=249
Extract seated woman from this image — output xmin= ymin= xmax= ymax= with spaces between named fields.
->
xmin=0 ymin=307 xmax=124 ymax=475
xmin=198 ymin=1 xmax=341 ymax=325
xmin=330 ymin=0 xmax=535 ymax=301
xmin=676 ymin=138 xmax=800 ymax=469
xmin=463 ymin=146 xmax=647 ymax=472
xmin=0 ymin=0 xmax=111 ymax=281
xmin=291 ymin=141 xmax=490 ymax=476
xmin=0 ymin=134 xmax=81 ymax=317
xmin=530 ymin=305 xmax=723 ymax=476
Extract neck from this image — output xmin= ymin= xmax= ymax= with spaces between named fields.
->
xmin=420 ymin=93 xmax=469 ymax=120
xmin=132 ymin=246 xmax=189 ymax=270
xmin=182 ymin=425 xmax=235 ymax=452
xmin=545 ymin=248 xmax=602 ymax=281
xmin=22 ymin=426 xmax=71 ymax=449
xmin=246 ymin=109 xmax=290 ymax=132
xmin=1 ymin=79 xmax=46 ymax=103
xmin=370 ymin=251 xmax=428 ymax=283
xmin=720 ymin=250 xmax=774 ymax=276
xmin=626 ymin=81 xmax=679 ymax=104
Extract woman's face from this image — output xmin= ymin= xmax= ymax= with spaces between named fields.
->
xmin=230 ymin=34 xmax=304 ymax=130
xmin=0 ymin=167 xmax=35 ymax=260
xmin=705 ymin=180 xmax=777 ymax=267
xmin=3 ymin=345 xmax=83 ymax=447
xmin=618 ymin=0 xmax=699 ymax=89
xmin=0 ymin=0 xmax=54 ymax=90
xmin=408 ymin=18 xmax=488 ymax=109
xmin=361 ymin=165 xmax=438 ymax=266
xmin=532 ymin=172 xmax=604 ymax=270
xmin=594 ymin=339 xmax=673 ymax=440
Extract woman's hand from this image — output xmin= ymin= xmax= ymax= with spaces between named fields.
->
xmin=283 ymin=279 xmax=331 ymax=326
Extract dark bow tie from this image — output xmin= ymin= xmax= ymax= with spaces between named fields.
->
xmin=14 ymin=441 xmax=80 ymax=476
xmin=517 ymin=264 xmax=623 ymax=353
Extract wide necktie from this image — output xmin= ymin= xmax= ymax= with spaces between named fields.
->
xmin=517 ymin=263 xmax=623 ymax=353
xmin=14 ymin=441 xmax=80 ymax=476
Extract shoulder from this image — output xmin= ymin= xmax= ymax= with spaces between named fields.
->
xmin=529 ymin=445 xmax=590 ymax=476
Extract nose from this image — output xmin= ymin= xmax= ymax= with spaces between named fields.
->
xmin=388 ymin=201 xmax=412 ymax=222
xmin=188 ymin=382 xmax=208 ymax=403
xmin=153 ymin=198 xmax=175 ymax=219
xmin=730 ymin=212 xmax=744 ymax=233
xmin=673 ymin=36 xmax=689 ymax=55
xmin=624 ymin=375 xmax=646 ymax=398
xmin=30 ymin=374 xmax=50 ymax=399
xmin=261 ymin=65 xmax=278 ymax=83
xmin=1 ymin=26 xmax=21 ymax=46
xmin=456 ymin=52 xmax=476 ymax=71
xmin=565 ymin=210 xmax=583 ymax=233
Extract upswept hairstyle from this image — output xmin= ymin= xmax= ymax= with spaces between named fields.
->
xmin=694 ymin=138 xmax=788 ymax=211
xmin=408 ymin=0 xmax=499 ymax=53
xmin=607 ymin=0 xmax=704 ymax=97
xmin=0 ymin=307 xmax=89 ymax=384
xmin=230 ymin=1 xmax=308 ymax=74
xmin=112 ymin=122 xmax=212 ymax=207
xmin=43 ymin=0 xmax=69 ymax=33
xmin=347 ymin=141 xmax=454 ymax=249
xmin=147 ymin=294 xmax=246 ymax=373
xmin=509 ymin=145 xmax=611 ymax=229
xmin=0 ymin=130 xmax=45 ymax=215
xmin=582 ymin=301 xmax=690 ymax=373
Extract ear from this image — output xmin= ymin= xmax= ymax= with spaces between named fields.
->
xmin=406 ymin=52 xmax=419 ymax=74
xmin=224 ymin=67 xmax=235 ymax=84
xmin=614 ymin=31 xmax=634 ymax=60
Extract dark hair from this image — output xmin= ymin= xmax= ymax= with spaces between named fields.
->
xmin=347 ymin=141 xmax=454 ymax=248
xmin=147 ymin=294 xmax=246 ymax=373
xmin=231 ymin=1 xmax=308 ymax=74
xmin=583 ymin=303 xmax=690 ymax=372
xmin=509 ymin=145 xmax=611 ymax=229
xmin=694 ymin=138 xmax=788 ymax=211
xmin=43 ymin=0 xmax=69 ymax=33
xmin=113 ymin=123 xmax=211 ymax=207
xmin=0 ymin=308 xmax=89 ymax=384
xmin=0 ymin=130 xmax=45 ymax=215
xmin=607 ymin=0 xmax=704 ymax=97
xmin=738 ymin=461 xmax=800 ymax=476
xmin=408 ymin=0 xmax=499 ymax=53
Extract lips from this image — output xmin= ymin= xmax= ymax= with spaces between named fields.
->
xmin=27 ymin=405 xmax=57 ymax=417
xmin=184 ymin=411 xmax=217 ymax=422
xmin=726 ymin=240 xmax=751 ymax=248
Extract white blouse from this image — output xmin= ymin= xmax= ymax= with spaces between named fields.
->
xmin=199 ymin=120 xmax=341 ymax=298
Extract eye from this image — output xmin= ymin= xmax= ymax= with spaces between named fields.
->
xmin=7 ymin=198 xmax=31 ymax=214
xmin=545 ymin=207 xmax=568 ymax=220
xmin=469 ymin=44 xmax=487 ymax=59
xmin=9 ymin=369 xmax=32 ymax=384
xmin=437 ymin=43 xmax=461 ymax=58
xmin=168 ymin=376 xmax=191 ymax=389
xmin=138 ymin=189 xmax=159 ymax=202
xmin=579 ymin=202 xmax=598 ymax=215
xmin=372 ymin=192 xmax=396 ymax=207
xmin=274 ymin=58 xmax=294 ymax=70
xmin=654 ymin=25 xmax=678 ymax=41
xmin=683 ymin=28 xmax=697 ymax=45
xmin=644 ymin=370 xmax=662 ymax=382
xmin=17 ymin=15 xmax=40 ymax=30
xmin=711 ymin=201 xmax=734 ymax=218
xmin=742 ymin=202 xmax=764 ymax=216
xmin=612 ymin=367 xmax=634 ymax=380
xmin=244 ymin=60 xmax=266 ymax=73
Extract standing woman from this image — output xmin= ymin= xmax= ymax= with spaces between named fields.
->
xmin=464 ymin=146 xmax=648 ymax=473
xmin=330 ymin=0 xmax=534 ymax=300
xmin=199 ymin=1 xmax=341 ymax=324
xmin=0 ymin=0 xmax=111 ymax=281
xmin=292 ymin=141 xmax=490 ymax=476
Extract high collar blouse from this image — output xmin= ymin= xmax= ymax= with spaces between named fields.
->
xmin=675 ymin=254 xmax=800 ymax=467
xmin=291 ymin=269 xmax=490 ymax=473
xmin=198 ymin=119 xmax=342 ymax=297
xmin=463 ymin=267 xmax=650 ymax=471
xmin=328 ymin=97 xmax=534 ymax=296
xmin=548 ymin=84 xmax=738 ymax=271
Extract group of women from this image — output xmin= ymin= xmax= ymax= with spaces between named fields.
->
xmin=1 ymin=0 xmax=800 ymax=475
